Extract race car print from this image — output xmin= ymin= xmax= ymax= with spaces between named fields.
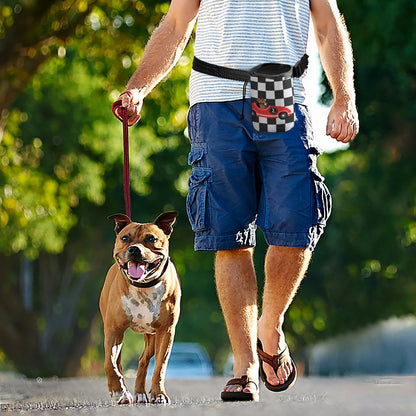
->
xmin=251 ymin=99 xmax=293 ymax=120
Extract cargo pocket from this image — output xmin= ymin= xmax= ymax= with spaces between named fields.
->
xmin=312 ymin=170 xmax=332 ymax=227
xmin=186 ymin=144 xmax=211 ymax=232
xmin=186 ymin=168 xmax=211 ymax=232
xmin=187 ymin=145 xmax=206 ymax=166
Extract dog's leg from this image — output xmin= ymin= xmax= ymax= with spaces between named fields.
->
xmin=104 ymin=327 xmax=133 ymax=404
xmin=150 ymin=329 xmax=175 ymax=404
xmin=134 ymin=333 xmax=155 ymax=404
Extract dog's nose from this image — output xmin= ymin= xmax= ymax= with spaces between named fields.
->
xmin=127 ymin=245 xmax=142 ymax=259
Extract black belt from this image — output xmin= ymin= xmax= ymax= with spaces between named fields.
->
xmin=192 ymin=54 xmax=309 ymax=81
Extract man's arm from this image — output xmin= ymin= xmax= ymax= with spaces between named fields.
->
xmin=118 ymin=0 xmax=200 ymax=125
xmin=310 ymin=0 xmax=359 ymax=142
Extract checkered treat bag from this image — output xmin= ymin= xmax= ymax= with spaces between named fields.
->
xmin=250 ymin=63 xmax=295 ymax=133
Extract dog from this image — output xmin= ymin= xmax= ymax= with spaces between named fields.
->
xmin=99 ymin=211 xmax=180 ymax=404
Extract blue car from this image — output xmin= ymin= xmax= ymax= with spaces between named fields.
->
xmin=126 ymin=342 xmax=214 ymax=379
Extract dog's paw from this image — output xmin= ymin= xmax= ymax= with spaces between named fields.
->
xmin=134 ymin=392 xmax=149 ymax=404
xmin=110 ymin=390 xmax=134 ymax=405
xmin=151 ymin=393 xmax=171 ymax=405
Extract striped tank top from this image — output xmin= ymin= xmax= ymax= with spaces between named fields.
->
xmin=189 ymin=0 xmax=310 ymax=107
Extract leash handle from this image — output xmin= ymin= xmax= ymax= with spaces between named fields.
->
xmin=112 ymin=94 xmax=139 ymax=219
xmin=121 ymin=107 xmax=131 ymax=219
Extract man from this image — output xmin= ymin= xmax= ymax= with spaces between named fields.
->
xmin=115 ymin=0 xmax=359 ymax=401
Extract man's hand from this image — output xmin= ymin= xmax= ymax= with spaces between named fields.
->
xmin=310 ymin=0 xmax=359 ymax=143
xmin=112 ymin=0 xmax=199 ymax=127
xmin=113 ymin=89 xmax=144 ymax=126
xmin=326 ymin=99 xmax=359 ymax=143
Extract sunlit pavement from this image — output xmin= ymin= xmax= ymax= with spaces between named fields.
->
xmin=1 ymin=373 xmax=415 ymax=415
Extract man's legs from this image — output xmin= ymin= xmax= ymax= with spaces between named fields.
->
xmin=187 ymin=102 xmax=327 ymax=394
xmin=257 ymin=245 xmax=312 ymax=385
xmin=215 ymin=248 xmax=259 ymax=393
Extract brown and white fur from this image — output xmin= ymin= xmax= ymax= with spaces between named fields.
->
xmin=99 ymin=212 xmax=180 ymax=404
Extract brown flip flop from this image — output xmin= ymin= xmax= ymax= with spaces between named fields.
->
xmin=220 ymin=375 xmax=259 ymax=402
xmin=257 ymin=339 xmax=297 ymax=392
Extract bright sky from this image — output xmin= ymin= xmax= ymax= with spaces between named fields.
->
xmin=303 ymin=25 xmax=349 ymax=153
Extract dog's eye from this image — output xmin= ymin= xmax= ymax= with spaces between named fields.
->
xmin=121 ymin=235 xmax=130 ymax=243
xmin=145 ymin=235 xmax=158 ymax=243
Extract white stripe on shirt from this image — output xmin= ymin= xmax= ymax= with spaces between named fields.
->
xmin=189 ymin=0 xmax=310 ymax=106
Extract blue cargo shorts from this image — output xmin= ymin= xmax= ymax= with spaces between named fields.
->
xmin=186 ymin=100 xmax=332 ymax=251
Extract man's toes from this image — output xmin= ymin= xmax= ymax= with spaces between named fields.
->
xmin=276 ymin=362 xmax=292 ymax=383
xmin=243 ymin=381 xmax=258 ymax=394
xmin=224 ymin=384 xmax=242 ymax=393
xmin=263 ymin=366 xmax=279 ymax=385
xmin=269 ymin=373 xmax=281 ymax=385
xmin=264 ymin=360 xmax=293 ymax=385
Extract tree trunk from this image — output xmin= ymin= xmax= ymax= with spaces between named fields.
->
xmin=0 ymin=255 xmax=43 ymax=377
xmin=20 ymin=256 xmax=33 ymax=311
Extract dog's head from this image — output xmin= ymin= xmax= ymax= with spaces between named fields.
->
xmin=108 ymin=212 xmax=178 ymax=286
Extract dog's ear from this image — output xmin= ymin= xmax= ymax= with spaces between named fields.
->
xmin=108 ymin=214 xmax=131 ymax=234
xmin=154 ymin=211 xmax=178 ymax=236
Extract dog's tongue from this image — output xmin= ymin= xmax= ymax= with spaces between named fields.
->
xmin=128 ymin=262 xmax=146 ymax=279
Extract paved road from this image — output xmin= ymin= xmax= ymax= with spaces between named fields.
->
xmin=0 ymin=373 xmax=415 ymax=415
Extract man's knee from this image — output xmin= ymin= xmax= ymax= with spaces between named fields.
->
xmin=215 ymin=247 xmax=254 ymax=260
xmin=268 ymin=245 xmax=312 ymax=257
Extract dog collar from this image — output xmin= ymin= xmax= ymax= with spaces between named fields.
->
xmin=121 ymin=257 xmax=170 ymax=288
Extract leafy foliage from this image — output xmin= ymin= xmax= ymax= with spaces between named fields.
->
xmin=286 ymin=0 xmax=416 ymax=350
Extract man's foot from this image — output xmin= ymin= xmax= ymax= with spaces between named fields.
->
xmin=257 ymin=339 xmax=297 ymax=392
xmin=257 ymin=321 xmax=295 ymax=388
xmin=221 ymin=376 xmax=259 ymax=402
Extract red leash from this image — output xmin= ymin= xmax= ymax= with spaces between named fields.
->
xmin=112 ymin=94 xmax=140 ymax=219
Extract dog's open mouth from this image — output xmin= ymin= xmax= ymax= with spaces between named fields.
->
xmin=118 ymin=257 xmax=164 ymax=281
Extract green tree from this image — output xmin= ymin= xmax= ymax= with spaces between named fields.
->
xmin=286 ymin=0 xmax=416 ymax=350
xmin=0 ymin=0 xmax=169 ymax=114
xmin=0 ymin=0 xmax=207 ymax=376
